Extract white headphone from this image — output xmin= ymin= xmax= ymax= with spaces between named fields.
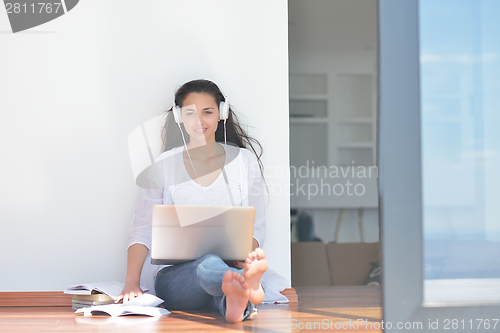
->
xmin=172 ymin=96 xmax=229 ymax=124
xmin=172 ymin=91 xmax=231 ymax=205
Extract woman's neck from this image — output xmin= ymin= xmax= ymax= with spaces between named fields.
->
xmin=185 ymin=141 xmax=223 ymax=161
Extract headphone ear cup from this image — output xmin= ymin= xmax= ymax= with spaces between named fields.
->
xmin=219 ymin=98 xmax=229 ymax=120
xmin=172 ymin=101 xmax=182 ymax=124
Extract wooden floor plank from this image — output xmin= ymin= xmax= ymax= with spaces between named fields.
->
xmin=0 ymin=292 xmax=72 ymax=307
xmin=0 ymin=286 xmax=382 ymax=332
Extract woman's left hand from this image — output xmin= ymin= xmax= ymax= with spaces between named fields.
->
xmin=232 ymin=261 xmax=245 ymax=268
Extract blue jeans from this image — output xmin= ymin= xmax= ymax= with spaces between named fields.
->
xmin=154 ymin=254 xmax=254 ymax=321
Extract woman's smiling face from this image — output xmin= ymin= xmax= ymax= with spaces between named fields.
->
xmin=181 ymin=92 xmax=220 ymax=144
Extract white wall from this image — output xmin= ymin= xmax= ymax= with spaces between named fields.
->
xmin=0 ymin=0 xmax=290 ymax=291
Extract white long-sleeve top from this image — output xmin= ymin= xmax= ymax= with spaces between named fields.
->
xmin=127 ymin=143 xmax=267 ymax=296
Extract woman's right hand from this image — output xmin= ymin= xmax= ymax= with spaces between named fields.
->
xmin=115 ymin=282 xmax=143 ymax=303
xmin=117 ymin=244 xmax=148 ymax=303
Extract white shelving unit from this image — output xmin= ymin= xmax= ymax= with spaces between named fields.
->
xmin=289 ymin=72 xmax=377 ymax=170
xmin=335 ymin=73 xmax=377 ymax=167
xmin=289 ymin=73 xmax=329 ymax=168
xmin=289 ymin=72 xmax=379 ymax=243
xmin=288 ymin=0 xmax=380 ymax=244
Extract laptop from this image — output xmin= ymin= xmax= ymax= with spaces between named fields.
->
xmin=151 ymin=205 xmax=255 ymax=265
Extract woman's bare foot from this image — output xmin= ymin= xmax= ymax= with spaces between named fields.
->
xmin=222 ymin=271 xmax=249 ymax=323
xmin=243 ymin=248 xmax=268 ymax=305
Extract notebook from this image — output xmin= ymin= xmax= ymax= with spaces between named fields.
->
xmin=151 ymin=205 xmax=255 ymax=265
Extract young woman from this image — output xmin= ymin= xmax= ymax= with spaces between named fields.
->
xmin=116 ymin=79 xmax=269 ymax=322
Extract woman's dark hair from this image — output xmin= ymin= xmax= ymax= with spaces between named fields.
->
xmin=161 ymin=79 xmax=268 ymax=191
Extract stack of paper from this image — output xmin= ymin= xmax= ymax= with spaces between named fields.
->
xmin=75 ymin=294 xmax=169 ymax=317
xmin=65 ymin=281 xmax=168 ymax=317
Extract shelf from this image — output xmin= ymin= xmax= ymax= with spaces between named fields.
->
xmin=290 ymin=73 xmax=327 ymax=95
xmin=289 ymin=117 xmax=328 ymax=124
xmin=337 ymin=74 xmax=373 ymax=118
xmin=290 ymin=99 xmax=327 ymax=118
xmin=289 ymin=71 xmax=377 ymax=172
xmin=337 ymin=123 xmax=372 ymax=143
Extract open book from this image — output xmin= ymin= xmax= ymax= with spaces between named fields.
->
xmin=64 ymin=281 xmax=148 ymax=299
xmin=75 ymin=294 xmax=169 ymax=317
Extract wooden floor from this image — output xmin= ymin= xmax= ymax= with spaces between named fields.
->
xmin=0 ymin=286 xmax=382 ymax=332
